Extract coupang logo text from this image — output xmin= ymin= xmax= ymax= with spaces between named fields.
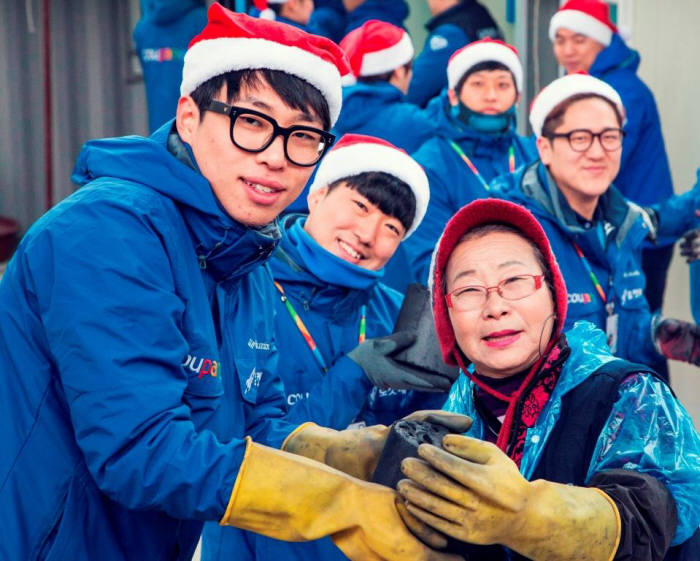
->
xmin=182 ymin=354 xmax=219 ymax=379
xmin=568 ymin=292 xmax=593 ymax=304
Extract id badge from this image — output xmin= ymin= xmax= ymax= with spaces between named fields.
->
xmin=606 ymin=311 xmax=619 ymax=353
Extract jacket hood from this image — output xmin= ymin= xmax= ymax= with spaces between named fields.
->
xmin=334 ymin=82 xmax=404 ymax=133
xmin=591 ymin=33 xmax=640 ymax=77
xmin=143 ymin=0 xmax=205 ymax=24
xmin=71 ymin=120 xmax=280 ymax=281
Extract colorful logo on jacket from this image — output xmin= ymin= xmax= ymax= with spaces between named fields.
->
xmin=182 ymin=354 xmax=219 ymax=379
xmin=141 ymin=47 xmax=186 ymax=63
xmin=568 ymin=292 xmax=593 ymax=304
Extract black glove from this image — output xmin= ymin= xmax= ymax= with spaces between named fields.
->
xmin=680 ymin=228 xmax=700 ymax=263
xmin=653 ymin=316 xmax=700 ymax=365
xmin=348 ymin=331 xmax=453 ymax=392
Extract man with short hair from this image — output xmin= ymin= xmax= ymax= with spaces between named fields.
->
xmin=406 ymin=0 xmax=503 ymax=107
xmin=0 ymin=6 xmax=461 ymax=561
xmin=549 ymin=0 xmax=675 ymax=314
xmin=334 ymin=20 xmax=435 ymax=153
xmin=203 ymin=133 xmax=454 ymax=561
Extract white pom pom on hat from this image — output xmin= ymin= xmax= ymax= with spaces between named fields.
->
xmin=309 ymin=134 xmax=429 ymax=238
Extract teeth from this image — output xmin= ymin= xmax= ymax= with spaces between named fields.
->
xmin=245 ymin=180 xmax=275 ymax=194
xmin=339 ymin=240 xmax=361 ymax=259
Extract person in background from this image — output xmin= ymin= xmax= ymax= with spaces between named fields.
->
xmin=405 ymin=38 xmax=536 ymax=284
xmin=249 ymin=0 xmax=314 ymax=28
xmin=493 ymin=73 xmax=700 ymax=376
xmin=549 ymin=0 xmax=674 ymax=314
xmin=307 ymin=0 xmax=347 ymax=41
xmin=0 ymin=5 xmax=463 ymax=560
xmin=397 ymin=197 xmax=700 ymax=560
xmin=133 ymin=0 xmax=207 ymax=133
xmin=335 ymin=20 xmax=435 ymax=154
xmin=333 ymin=19 xmax=437 ymax=292
xmin=406 ymin=0 xmax=503 ymax=107
xmin=203 ymin=133 xmax=456 ymax=561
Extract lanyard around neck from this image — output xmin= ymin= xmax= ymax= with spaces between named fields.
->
xmin=273 ymin=281 xmax=367 ymax=373
xmin=571 ymin=242 xmax=607 ymax=304
xmin=449 ymin=141 xmax=516 ymax=192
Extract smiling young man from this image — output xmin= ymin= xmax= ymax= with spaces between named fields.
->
xmin=404 ymin=38 xmax=537 ymax=284
xmin=0 ymin=6 xmax=462 ymax=561
xmin=203 ymin=133 xmax=458 ymax=561
xmin=549 ymin=0 xmax=675 ymax=314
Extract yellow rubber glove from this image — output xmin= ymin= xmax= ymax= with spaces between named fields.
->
xmin=397 ymin=435 xmax=621 ymax=561
xmin=282 ymin=411 xmax=472 ymax=480
xmin=221 ymin=438 xmax=464 ymax=561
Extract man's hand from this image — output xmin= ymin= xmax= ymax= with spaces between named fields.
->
xmin=653 ymin=316 xmax=700 ymax=365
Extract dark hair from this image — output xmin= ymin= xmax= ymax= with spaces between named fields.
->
xmin=541 ymin=93 xmax=623 ymax=138
xmin=455 ymin=61 xmax=515 ymax=94
xmin=358 ymin=61 xmax=413 ymax=85
xmin=327 ymin=171 xmax=416 ymax=233
xmin=444 ymin=223 xmax=554 ymax=293
xmin=190 ymin=68 xmax=331 ymax=130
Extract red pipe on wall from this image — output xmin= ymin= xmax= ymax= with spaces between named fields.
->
xmin=43 ymin=0 xmax=53 ymax=210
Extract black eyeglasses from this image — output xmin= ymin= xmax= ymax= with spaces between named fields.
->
xmin=547 ymin=127 xmax=625 ymax=152
xmin=205 ymin=100 xmax=335 ymax=167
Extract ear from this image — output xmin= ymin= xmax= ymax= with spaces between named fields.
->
xmin=176 ymin=95 xmax=201 ymax=145
xmin=536 ymin=136 xmax=553 ymax=165
xmin=447 ymin=88 xmax=459 ymax=107
xmin=514 ymin=91 xmax=521 ymax=106
xmin=306 ymin=185 xmax=329 ymax=213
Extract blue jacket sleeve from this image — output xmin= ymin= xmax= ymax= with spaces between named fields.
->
xmin=406 ymin=24 xmax=469 ymax=107
xmin=586 ymin=373 xmax=700 ymax=545
xmin=650 ymin=168 xmax=700 ymax=241
xmin=33 ymin=200 xmax=244 ymax=521
xmin=283 ymin=356 xmax=374 ymax=429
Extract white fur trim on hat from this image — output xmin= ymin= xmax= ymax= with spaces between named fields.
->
xmin=359 ymin=32 xmax=414 ymax=76
xmin=181 ymin=37 xmax=342 ymax=125
xmin=529 ymin=73 xmax=624 ymax=137
xmin=309 ymin=144 xmax=430 ymax=238
xmin=447 ymin=42 xmax=523 ymax=91
xmin=549 ymin=10 xmax=613 ymax=46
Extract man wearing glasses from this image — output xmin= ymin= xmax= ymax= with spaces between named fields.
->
xmin=492 ymin=73 xmax=700 ymax=374
xmin=0 ymin=5 xmax=463 ymax=561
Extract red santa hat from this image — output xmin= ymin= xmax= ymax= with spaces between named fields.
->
xmin=308 ymin=134 xmax=429 ymax=238
xmin=430 ymin=199 xmax=568 ymax=368
xmin=180 ymin=3 xmax=349 ymax=125
xmin=339 ymin=19 xmax=414 ymax=78
xmin=447 ymin=38 xmax=523 ymax=91
xmin=253 ymin=0 xmax=287 ymax=21
xmin=529 ymin=73 xmax=624 ymax=137
xmin=549 ymin=0 xmax=617 ymax=46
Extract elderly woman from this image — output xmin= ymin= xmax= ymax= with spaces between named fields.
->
xmin=397 ymin=198 xmax=700 ymax=561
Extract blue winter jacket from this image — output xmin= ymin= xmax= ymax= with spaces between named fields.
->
xmin=133 ymin=0 xmax=207 ymax=132
xmin=406 ymin=0 xmax=503 ymax=107
xmin=333 ymin=82 xmax=437 ymax=154
xmin=590 ymin=34 xmax=673 ymax=212
xmin=345 ymin=0 xmax=409 ymax=34
xmin=307 ymin=0 xmax=346 ymax=42
xmin=444 ymin=322 xmax=700 ymax=546
xmin=202 ymin=213 xmax=447 ymax=561
xmin=0 ymin=122 xmax=300 ymax=560
xmin=493 ymin=161 xmax=664 ymax=368
xmin=405 ymin=92 xmax=537 ymax=284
